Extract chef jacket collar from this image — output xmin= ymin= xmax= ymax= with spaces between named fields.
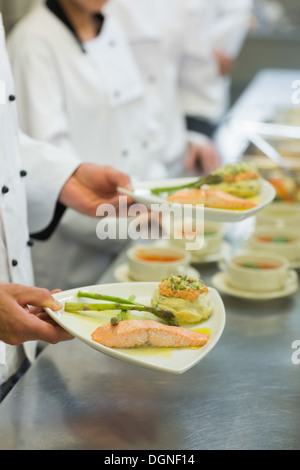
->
xmin=45 ymin=0 xmax=104 ymax=53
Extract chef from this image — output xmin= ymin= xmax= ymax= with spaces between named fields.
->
xmin=181 ymin=0 xmax=253 ymax=172
xmin=105 ymin=0 xmax=253 ymax=172
xmin=8 ymin=0 xmax=220 ymax=291
xmin=0 ymin=12 xmax=131 ymax=400
xmin=103 ymin=0 xmax=223 ymax=175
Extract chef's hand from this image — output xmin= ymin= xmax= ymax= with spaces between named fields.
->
xmin=184 ymin=141 xmax=221 ymax=174
xmin=59 ymin=163 xmax=132 ymax=217
xmin=214 ymin=50 xmax=235 ymax=77
xmin=0 ymin=282 xmax=73 ymax=346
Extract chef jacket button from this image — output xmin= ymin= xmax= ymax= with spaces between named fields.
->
xmin=148 ymin=75 xmax=156 ymax=84
xmin=8 ymin=95 xmax=16 ymax=102
xmin=108 ymin=40 xmax=116 ymax=47
xmin=20 ymin=170 xmax=27 ymax=177
xmin=122 ymin=149 xmax=129 ymax=157
xmin=1 ymin=185 xmax=9 ymax=194
xmin=114 ymin=90 xmax=121 ymax=98
xmin=12 ymin=259 xmax=18 ymax=267
xmin=142 ymin=141 xmax=149 ymax=149
xmin=27 ymin=240 xmax=34 ymax=247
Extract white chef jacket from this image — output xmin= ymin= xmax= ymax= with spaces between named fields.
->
xmin=8 ymin=0 xmax=219 ymax=291
xmin=180 ymin=0 xmax=253 ymax=126
xmin=104 ymin=0 xmax=221 ymax=151
xmin=0 ymin=13 xmax=80 ymax=385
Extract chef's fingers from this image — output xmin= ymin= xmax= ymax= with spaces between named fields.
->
xmin=184 ymin=145 xmax=197 ymax=171
xmin=9 ymin=284 xmax=63 ymax=311
xmin=29 ymin=289 xmax=62 ymax=315
xmin=106 ymin=166 xmax=133 ymax=192
xmin=17 ymin=308 xmax=73 ymax=344
xmin=197 ymin=143 xmax=221 ymax=174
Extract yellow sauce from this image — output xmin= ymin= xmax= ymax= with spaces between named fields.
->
xmin=119 ymin=347 xmax=173 ymax=357
xmin=192 ymin=327 xmax=211 ymax=335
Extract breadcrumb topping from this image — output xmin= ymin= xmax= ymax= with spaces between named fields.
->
xmin=213 ymin=162 xmax=259 ymax=182
xmin=159 ymin=275 xmax=208 ymax=303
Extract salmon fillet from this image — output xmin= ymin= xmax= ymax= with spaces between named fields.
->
xmin=167 ymin=188 xmax=258 ymax=210
xmin=91 ymin=319 xmax=210 ymax=348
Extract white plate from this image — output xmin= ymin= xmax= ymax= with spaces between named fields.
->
xmin=118 ymin=178 xmax=276 ymax=223
xmin=114 ymin=263 xmax=200 ymax=283
xmin=45 ymin=282 xmax=226 ymax=375
xmin=211 ymin=269 xmax=298 ymax=300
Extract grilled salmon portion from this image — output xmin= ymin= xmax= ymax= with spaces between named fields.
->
xmin=167 ymin=188 xmax=258 ymax=210
xmin=91 ymin=319 xmax=210 ymax=348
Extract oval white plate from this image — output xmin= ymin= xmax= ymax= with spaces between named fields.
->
xmin=212 ymin=269 xmax=298 ymax=300
xmin=118 ymin=178 xmax=276 ymax=223
xmin=45 ymin=282 xmax=226 ymax=374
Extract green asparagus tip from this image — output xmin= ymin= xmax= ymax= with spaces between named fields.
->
xmin=150 ymin=173 xmax=224 ymax=195
xmin=194 ymin=174 xmax=223 ymax=187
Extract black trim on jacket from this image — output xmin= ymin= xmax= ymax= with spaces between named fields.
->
xmin=46 ymin=0 xmax=104 ymax=52
xmin=31 ymin=202 xmax=66 ymax=240
xmin=185 ymin=116 xmax=217 ymax=138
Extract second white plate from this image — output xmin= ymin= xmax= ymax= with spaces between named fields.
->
xmin=118 ymin=178 xmax=276 ymax=223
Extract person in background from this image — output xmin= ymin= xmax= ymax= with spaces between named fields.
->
xmin=8 ymin=0 xmax=220 ymax=291
xmin=103 ymin=0 xmax=224 ymax=176
xmin=104 ymin=0 xmax=253 ymax=173
xmin=182 ymin=0 xmax=253 ymax=170
xmin=0 ymin=11 xmax=131 ymax=401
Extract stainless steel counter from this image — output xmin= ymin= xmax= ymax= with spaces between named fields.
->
xmin=0 ymin=246 xmax=299 ymax=450
xmin=1 ymin=70 xmax=300 ymax=450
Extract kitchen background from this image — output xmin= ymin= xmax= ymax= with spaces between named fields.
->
xmin=1 ymin=0 xmax=300 ymax=103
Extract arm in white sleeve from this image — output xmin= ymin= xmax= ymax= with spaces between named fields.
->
xmin=212 ymin=0 xmax=253 ymax=58
xmin=178 ymin=0 xmax=222 ymax=131
xmin=8 ymin=35 xmax=77 ymax=153
xmin=8 ymin=35 xmax=82 ymax=236
xmin=19 ymin=131 xmax=80 ymax=235
xmin=179 ymin=0 xmax=253 ymax=132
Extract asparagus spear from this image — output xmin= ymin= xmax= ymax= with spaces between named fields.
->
xmin=110 ymin=310 xmax=128 ymax=326
xmin=64 ymin=301 xmax=179 ymax=327
xmin=150 ymin=173 xmax=223 ymax=195
xmin=78 ymin=291 xmax=138 ymax=305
